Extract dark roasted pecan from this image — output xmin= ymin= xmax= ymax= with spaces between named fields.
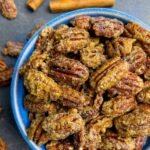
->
xmin=106 ymin=37 xmax=136 ymax=57
xmin=125 ymin=46 xmax=147 ymax=75
xmin=115 ymin=104 xmax=150 ymax=137
xmin=1 ymin=0 xmax=17 ymax=19
xmin=92 ymin=17 xmax=124 ymax=38
xmin=90 ymin=57 xmax=129 ymax=92
xmin=54 ymin=26 xmax=89 ymax=53
xmin=48 ymin=55 xmax=89 ymax=87
xmin=0 ymin=67 xmax=13 ymax=87
xmin=24 ymin=70 xmax=62 ymax=101
xmin=58 ymin=85 xmax=90 ymax=108
xmin=42 ymin=112 xmax=84 ymax=140
xmin=137 ymin=81 xmax=150 ymax=104
xmin=102 ymin=95 xmax=137 ymax=117
xmin=0 ymin=57 xmax=7 ymax=72
xmin=0 ymin=137 xmax=7 ymax=150
xmin=98 ymin=130 xmax=147 ymax=150
xmin=2 ymin=41 xmax=23 ymax=57
xmin=124 ymin=22 xmax=150 ymax=44
xmin=24 ymin=94 xmax=58 ymax=113
xmin=108 ymin=72 xmax=144 ymax=96
xmin=80 ymin=42 xmax=106 ymax=69
xmin=70 ymin=15 xmax=92 ymax=30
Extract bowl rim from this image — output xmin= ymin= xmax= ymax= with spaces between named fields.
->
xmin=11 ymin=8 xmax=150 ymax=150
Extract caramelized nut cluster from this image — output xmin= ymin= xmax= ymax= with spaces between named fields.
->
xmin=21 ymin=16 xmax=150 ymax=150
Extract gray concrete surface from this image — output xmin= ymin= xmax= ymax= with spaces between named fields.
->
xmin=0 ymin=0 xmax=150 ymax=149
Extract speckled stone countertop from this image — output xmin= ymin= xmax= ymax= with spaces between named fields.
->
xmin=0 ymin=0 xmax=150 ymax=149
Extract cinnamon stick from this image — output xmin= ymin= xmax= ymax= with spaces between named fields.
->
xmin=27 ymin=0 xmax=44 ymax=11
xmin=50 ymin=0 xmax=116 ymax=12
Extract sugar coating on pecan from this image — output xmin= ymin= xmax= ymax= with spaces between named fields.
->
xmin=106 ymin=37 xmax=136 ymax=57
xmin=48 ymin=55 xmax=89 ymax=87
xmin=125 ymin=46 xmax=147 ymax=75
xmin=70 ymin=15 xmax=92 ymax=30
xmin=115 ymin=104 xmax=150 ymax=137
xmin=80 ymin=42 xmax=106 ymax=69
xmin=124 ymin=22 xmax=150 ymax=44
xmin=0 ymin=57 xmax=7 ymax=72
xmin=101 ymin=95 xmax=137 ymax=117
xmin=42 ymin=112 xmax=84 ymax=140
xmin=92 ymin=17 xmax=124 ymax=38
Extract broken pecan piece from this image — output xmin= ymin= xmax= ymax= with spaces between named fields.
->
xmin=0 ymin=57 xmax=7 ymax=72
xmin=48 ymin=55 xmax=89 ymax=87
xmin=1 ymin=0 xmax=17 ymax=19
xmin=106 ymin=37 xmax=136 ymax=57
xmin=108 ymin=72 xmax=144 ymax=96
xmin=90 ymin=57 xmax=129 ymax=92
xmin=92 ymin=17 xmax=124 ymax=38
xmin=115 ymin=104 xmax=150 ymax=137
xmin=24 ymin=70 xmax=62 ymax=101
xmin=42 ymin=112 xmax=84 ymax=140
xmin=0 ymin=137 xmax=7 ymax=150
xmin=125 ymin=46 xmax=147 ymax=75
xmin=102 ymin=95 xmax=137 ymax=117
xmin=2 ymin=41 xmax=23 ymax=57
xmin=0 ymin=67 xmax=13 ymax=87
xmin=137 ymin=81 xmax=150 ymax=104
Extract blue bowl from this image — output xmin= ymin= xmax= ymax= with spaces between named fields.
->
xmin=11 ymin=8 xmax=150 ymax=150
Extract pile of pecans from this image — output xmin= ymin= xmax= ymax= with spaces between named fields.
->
xmin=20 ymin=16 xmax=150 ymax=149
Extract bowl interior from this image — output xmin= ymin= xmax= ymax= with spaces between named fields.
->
xmin=11 ymin=8 xmax=150 ymax=150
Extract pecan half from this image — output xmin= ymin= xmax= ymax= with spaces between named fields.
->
xmin=0 ymin=57 xmax=7 ymax=72
xmin=70 ymin=15 xmax=92 ymax=30
xmin=115 ymin=104 xmax=150 ymax=137
xmin=124 ymin=22 xmax=150 ymax=44
xmin=90 ymin=57 xmax=129 ymax=92
xmin=1 ymin=0 xmax=17 ymax=19
xmin=137 ymin=81 xmax=150 ymax=104
xmin=108 ymin=72 xmax=144 ymax=96
xmin=42 ymin=112 xmax=84 ymax=140
xmin=2 ymin=41 xmax=24 ymax=57
xmin=92 ymin=17 xmax=124 ymax=38
xmin=106 ymin=37 xmax=136 ymax=57
xmin=0 ymin=67 xmax=13 ymax=87
xmin=125 ymin=46 xmax=147 ymax=75
xmin=102 ymin=95 xmax=137 ymax=117
xmin=48 ymin=55 xmax=89 ymax=87
xmin=24 ymin=70 xmax=62 ymax=101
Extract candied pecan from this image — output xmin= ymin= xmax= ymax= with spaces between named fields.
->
xmin=92 ymin=17 xmax=124 ymax=38
xmin=90 ymin=57 xmax=129 ymax=92
xmin=20 ymin=52 xmax=49 ymax=75
xmin=0 ymin=57 xmax=7 ymax=72
xmin=137 ymin=81 xmax=150 ymax=104
xmin=70 ymin=15 xmax=92 ymax=30
xmin=0 ymin=137 xmax=7 ymax=150
xmin=125 ymin=46 xmax=147 ymax=75
xmin=0 ymin=67 xmax=13 ymax=87
xmin=27 ymin=116 xmax=44 ymax=140
xmin=106 ymin=37 xmax=136 ymax=57
xmin=115 ymin=104 xmax=150 ymax=137
xmin=35 ymin=26 xmax=54 ymax=53
xmin=27 ymin=23 xmax=45 ymax=40
xmin=24 ymin=95 xmax=58 ymax=113
xmin=24 ymin=70 xmax=62 ymax=101
xmin=2 ymin=41 xmax=23 ymax=57
xmin=144 ymin=57 xmax=150 ymax=80
xmin=48 ymin=55 xmax=89 ymax=87
xmin=124 ymin=22 xmax=150 ymax=44
xmin=80 ymin=42 xmax=106 ymax=69
xmin=1 ymin=0 xmax=17 ymax=19
xmin=58 ymin=85 xmax=90 ymax=108
xmin=54 ymin=26 xmax=89 ymax=53
xmin=98 ymin=130 xmax=147 ymax=150
xmin=108 ymin=72 xmax=144 ymax=96
xmin=102 ymin=95 xmax=137 ymax=117
xmin=42 ymin=112 xmax=84 ymax=140
xmin=37 ymin=132 xmax=50 ymax=145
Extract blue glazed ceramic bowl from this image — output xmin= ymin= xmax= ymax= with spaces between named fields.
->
xmin=11 ymin=8 xmax=150 ymax=150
